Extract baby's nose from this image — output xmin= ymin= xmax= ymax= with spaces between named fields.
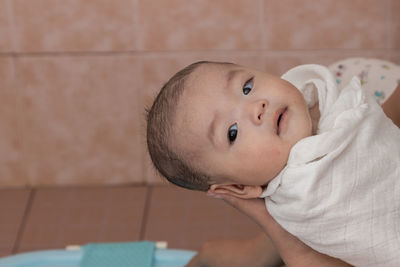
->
xmin=250 ymin=100 xmax=268 ymax=125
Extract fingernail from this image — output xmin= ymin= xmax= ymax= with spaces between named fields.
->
xmin=206 ymin=193 xmax=223 ymax=199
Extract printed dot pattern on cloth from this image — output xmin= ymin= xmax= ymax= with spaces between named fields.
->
xmin=328 ymin=58 xmax=400 ymax=105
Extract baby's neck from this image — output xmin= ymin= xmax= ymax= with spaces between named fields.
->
xmin=309 ymin=102 xmax=320 ymax=135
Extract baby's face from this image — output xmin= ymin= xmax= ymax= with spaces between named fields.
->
xmin=171 ymin=63 xmax=312 ymax=187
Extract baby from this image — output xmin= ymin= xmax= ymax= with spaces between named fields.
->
xmin=146 ymin=60 xmax=400 ymax=266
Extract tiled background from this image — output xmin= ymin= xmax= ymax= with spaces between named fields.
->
xmin=0 ymin=0 xmax=399 ymax=187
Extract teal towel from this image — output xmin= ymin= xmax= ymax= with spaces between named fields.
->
xmin=79 ymin=241 xmax=155 ymax=267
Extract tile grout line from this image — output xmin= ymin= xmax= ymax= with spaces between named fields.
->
xmin=11 ymin=188 xmax=36 ymax=254
xmin=0 ymin=48 xmax=397 ymax=59
xmin=139 ymin=186 xmax=153 ymax=241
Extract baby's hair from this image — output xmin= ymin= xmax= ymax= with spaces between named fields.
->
xmin=146 ymin=61 xmax=234 ymax=191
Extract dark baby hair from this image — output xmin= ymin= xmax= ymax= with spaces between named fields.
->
xmin=146 ymin=61 xmax=233 ymax=191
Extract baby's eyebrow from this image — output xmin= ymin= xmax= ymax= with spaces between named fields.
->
xmin=225 ymin=69 xmax=241 ymax=91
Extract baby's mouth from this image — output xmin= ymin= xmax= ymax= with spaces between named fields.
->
xmin=275 ymin=107 xmax=288 ymax=135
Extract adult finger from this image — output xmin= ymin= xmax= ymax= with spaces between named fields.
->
xmin=216 ymin=193 xmax=272 ymax=229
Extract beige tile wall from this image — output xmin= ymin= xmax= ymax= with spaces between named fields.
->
xmin=0 ymin=0 xmax=399 ymax=187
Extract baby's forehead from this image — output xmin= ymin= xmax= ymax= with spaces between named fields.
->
xmin=187 ymin=62 xmax=241 ymax=85
xmin=172 ymin=64 xmax=232 ymax=144
xmin=184 ymin=63 xmax=245 ymax=100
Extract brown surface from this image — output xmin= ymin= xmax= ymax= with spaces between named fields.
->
xmin=0 ymin=188 xmax=31 ymax=254
xmin=143 ymin=185 xmax=262 ymax=250
xmin=0 ymin=185 xmax=264 ymax=257
xmin=17 ymin=186 xmax=147 ymax=252
xmin=0 ymin=250 xmax=12 ymax=258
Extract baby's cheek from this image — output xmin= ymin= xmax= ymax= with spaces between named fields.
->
xmin=269 ymin=147 xmax=281 ymax=157
xmin=271 ymin=145 xmax=291 ymax=165
xmin=262 ymin=147 xmax=288 ymax=178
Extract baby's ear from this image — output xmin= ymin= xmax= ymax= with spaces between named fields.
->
xmin=209 ymin=184 xmax=263 ymax=199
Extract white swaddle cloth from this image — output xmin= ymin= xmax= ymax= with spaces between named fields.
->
xmin=261 ymin=64 xmax=400 ymax=267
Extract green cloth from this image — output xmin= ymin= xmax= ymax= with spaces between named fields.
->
xmin=79 ymin=241 xmax=155 ymax=267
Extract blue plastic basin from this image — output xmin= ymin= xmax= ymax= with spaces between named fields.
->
xmin=0 ymin=249 xmax=196 ymax=267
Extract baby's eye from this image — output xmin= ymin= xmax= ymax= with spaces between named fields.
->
xmin=243 ymin=77 xmax=254 ymax=95
xmin=228 ymin=123 xmax=238 ymax=144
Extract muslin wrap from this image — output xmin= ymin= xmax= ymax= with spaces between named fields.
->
xmin=261 ymin=64 xmax=400 ymax=267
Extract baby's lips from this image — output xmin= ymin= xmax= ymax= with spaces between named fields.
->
xmin=274 ymin=107 xmax=287 ymax=133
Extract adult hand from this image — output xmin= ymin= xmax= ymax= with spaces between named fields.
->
xmin=382 ymin=84 xmax=400 ymax=127
xmin=185 ymin=235 xmax=282 ymax=267
xmin=185 ymin=193 xmax=283 ymax=267
xmin=208 ymin=192 xmax=273 ymax=230
xmin=208 ymin=192 xmax=353 ymax=267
